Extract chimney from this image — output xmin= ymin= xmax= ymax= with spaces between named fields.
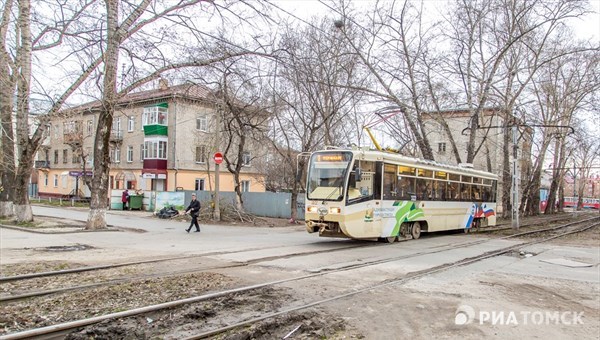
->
xmin=158 ymin=78 xmax=169 ymax=90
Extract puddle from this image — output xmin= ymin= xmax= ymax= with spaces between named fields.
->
xmin=506 ymin=250 xmax=537 ymax=258
xmin=37 ymin=244 xmax=95 ymax=252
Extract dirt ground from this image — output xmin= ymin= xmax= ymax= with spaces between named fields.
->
xmin=1 ymin=210 xmax=598 ymax=339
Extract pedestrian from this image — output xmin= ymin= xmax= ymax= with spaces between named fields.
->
xmin=184 ymin=193 xmax=201 ymax=233
xmin=121 ymin=189 xmax=129 ymax=210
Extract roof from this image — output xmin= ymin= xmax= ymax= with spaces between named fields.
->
xmin=316 ymin=147 xmax=498 ymax=179
xmin=62 ymin=83 xmax=217 ymax=114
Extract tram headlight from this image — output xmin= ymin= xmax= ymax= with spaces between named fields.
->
xmin=307 ymin=206 xmax=319 ymax=213
xmin=329 ymin=207 xmax=341 ymax=214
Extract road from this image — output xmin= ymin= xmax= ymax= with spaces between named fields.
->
xmin=1 ymin=206 xmax=598 ymax=339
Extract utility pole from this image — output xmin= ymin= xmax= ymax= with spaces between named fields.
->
xmin=511 ymin=125 xmax=519 ymax=230
xmin=573 ymin=162 xmax=577 ymax=210
xmin=213 ymin=104 xmax=222 ymax=221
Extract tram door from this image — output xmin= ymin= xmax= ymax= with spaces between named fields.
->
xmin=355 ymin=160 xmax=383 ymax=223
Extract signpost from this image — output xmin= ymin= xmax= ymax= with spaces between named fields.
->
xmin=214 ymin=152 xmax=223 ymax=221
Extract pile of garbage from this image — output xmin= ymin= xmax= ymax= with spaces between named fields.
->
xmin=155 ymin=206 xmax=180 ymax=219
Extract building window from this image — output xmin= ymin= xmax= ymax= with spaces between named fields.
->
xmin=242 ymin=151 xmax=251 ymax=166
xmin=128 ymin=116 xmax=135 ymax=132
xmin=195 ymin=145 xmax=206 ymax=163
xmin=241 ymin=180 xmax=250 ymax=192
xmin=143 ymin=138 xmax=168 ymax=159
xmin=140 ymin=144 xmax=145 ymax=161
xmin=63 ymin=149 xmax=68 ymax=164
xmin=85 ymin=147 xmax=92 ymax=164
xmin=195 ymin=178 xmax=205 ymax=191
xmin=87 ymin=119 xmax=94 ymax=136
xmin=61 ymin=174 xmax=68 ymax=188
xmin=72 ymin=151 xmax=81 ymax=164
xmin=196 ymin=115 xmax=207 ymax=131
xmin=54 ymin=150 xmax=59 ymax=164
xmin=112 ymin=117 xmax=121 ymax=136
xmin=54 ymin=125 xmax=59 ymax=138
xmin=114 ymin=147 xmax=120 ymax=163
xmin=127 ymin=145 xmax=133 ymax=162
xmin=44 ymin=174 xmax=48 ymax=187
xmin=53 ymin=174 xmax=58 ymax=187
xmin=438 ymin=142 xmax=447 ymax=153
xmin=142 ymin=105 xmax=168 ymax=126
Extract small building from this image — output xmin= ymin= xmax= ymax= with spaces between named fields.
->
xmin=34 ymin=81 xmax=267 ymax=198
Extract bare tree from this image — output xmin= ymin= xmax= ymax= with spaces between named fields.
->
xmin=0 ymin=0 xmax=17 ymax=217
xmin=2 ymin=0 xmax=269 ymax=226
xmin=209 ymin=59 xmax=272 ymax=212
xmin=541 ymin=50 xmax=599 ymax=214
xmin=328 ymin=1 xmax=438 ymax=159
xmin=572 ymin=129 xmax=600 ymax=210
xmin=264 ymin=17 xmax=366 ymax=221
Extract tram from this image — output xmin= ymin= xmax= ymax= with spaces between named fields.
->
xmin=563 ymin=197 xmax=600 ymax=210
xmin=304 ymin=148 xmax=498 ymax=242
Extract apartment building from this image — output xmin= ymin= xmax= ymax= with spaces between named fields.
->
xmin=421 ymin=107 xmax=531 ymax=211
xmin=35 ymin=81 xmax=266 ymax=198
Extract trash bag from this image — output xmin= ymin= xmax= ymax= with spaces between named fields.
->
xmin=158 ymin=206 xmax=179 ymax=219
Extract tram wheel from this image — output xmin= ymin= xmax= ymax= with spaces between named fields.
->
xmin=411 ymin=222 xmax=421 ymax=240
xmin=384 ymin=236 xmax=397 ymax=243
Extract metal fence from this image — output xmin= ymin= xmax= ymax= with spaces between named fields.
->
xmin=31 ymin=189 xmax=305 ymax=220
xmin=186 ymin=191 xmax=305 ymax=219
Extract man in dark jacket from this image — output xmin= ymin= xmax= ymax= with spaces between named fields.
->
xmin=184 ymin=193 xmax=201 ymax=233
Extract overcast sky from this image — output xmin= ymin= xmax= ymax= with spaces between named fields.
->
xmin=270 ymin=0 xmax=600 ymax=41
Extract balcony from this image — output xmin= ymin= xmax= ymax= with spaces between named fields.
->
xmin=63 ymin=131 xmax=83 ymax=146
xmin=35 ymin=160 xmax=50 ymax=169
xmin=110 ymin=129 xmax=123 ymax=143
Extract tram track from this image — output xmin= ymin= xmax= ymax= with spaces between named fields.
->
xmin=1 ymin=211 xmax=585 ymax=284
xmin=189 ymin=220 xmax=600 ymax=340
xmin=0 ymin=241 xmax=372 ymax=283
xmin=2 ymin=216 xmax=598 ymax=303
xmin=1 ymin=217 xmax=597 ymax=339
xmin=478 ymin=212 xmax=592 ymax=233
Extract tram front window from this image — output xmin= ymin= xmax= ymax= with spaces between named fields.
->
xmin=307 ymin=152 xmax=352 ymax=201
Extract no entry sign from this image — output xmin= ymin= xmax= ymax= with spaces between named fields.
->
xmin=214 ymin=152 xmax=223 ymax=165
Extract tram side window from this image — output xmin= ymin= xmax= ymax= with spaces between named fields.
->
xmin=460 ymin=183 xmax=472 ymax=200
xmin=383 ymin=164 xmax=398 ymax=200
xmin=482 ymin=185 xmax=492 ymax=201
xmin=416 ymin=178 xmax=433 ymax=200
xmin=432 ymin=180 xmax=446 ymax=200
xmin=398 ymin=176 xmax=416 ymax=200
xmin=448 ymin=182 xmax=459 ymax=200
xmin=491 ymin=180 xmax=497 ymax=202
xmin=472 ymin=185 xmax=482 ymax=201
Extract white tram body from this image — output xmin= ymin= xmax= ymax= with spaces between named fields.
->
xmin=304 ymin=148 xmax=498 ymax=242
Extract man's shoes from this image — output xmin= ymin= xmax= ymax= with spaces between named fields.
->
xmin=186 ymin=228 xmax=190 ymax=233
xmin=194 ymin=229 xmax=201 ymax=232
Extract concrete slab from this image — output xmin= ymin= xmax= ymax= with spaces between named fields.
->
xmin=540 ymin=258 xmax=594 ymax=267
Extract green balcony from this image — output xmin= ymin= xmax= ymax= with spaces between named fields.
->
xmin=143 ymin=125 xmax=168 ymax=136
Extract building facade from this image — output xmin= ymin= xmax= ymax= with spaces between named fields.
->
xmin=421 ymin=108 xmax=531 ymax=212
xmin=35 ymin=81 xmax=266 ymax=198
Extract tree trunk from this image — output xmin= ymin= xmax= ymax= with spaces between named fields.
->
xmin=521 ymin=138 xmax=550 ymax=216
xmin=13 ymin=0 xmax=33 ymax=222
xmin=86 ymin=0 xmax=119 ymax=230
xmin=501 ymin=122 xmax=512 ymax=219
xmin=0 ymin=0 xmax=15 ymax=218
xmin=289 ymin=160 xmax=305 ymax=222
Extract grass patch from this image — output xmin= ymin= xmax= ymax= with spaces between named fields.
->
xmin=0 ymin=218 xmax=41 ymax=228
